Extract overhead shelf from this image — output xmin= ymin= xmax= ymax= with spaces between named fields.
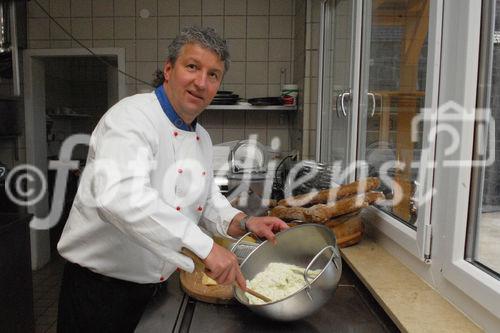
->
xmin=206 ymin=104 xmax=297 ymax=111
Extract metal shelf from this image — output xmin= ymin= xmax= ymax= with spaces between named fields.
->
xmin=206 ymin=105 xmax=297 ymax=111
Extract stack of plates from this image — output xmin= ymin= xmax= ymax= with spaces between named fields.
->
xmin=211 ymin=91 xmax=240 ymax=105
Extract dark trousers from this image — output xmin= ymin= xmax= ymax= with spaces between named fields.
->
xmin=57 ymin=261 xmax=165 ymax=333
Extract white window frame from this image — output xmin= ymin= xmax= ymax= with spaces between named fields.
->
xmin=362 ymin=0 xmax=443 ymax=261
xmin=432 ymin=0 xmax=500 ymax=319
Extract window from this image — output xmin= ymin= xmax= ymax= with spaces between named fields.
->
xmin=466 ymin=0 xmax=500 ymax=278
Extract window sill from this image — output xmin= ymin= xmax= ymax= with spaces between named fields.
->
xmin=340 ymin=238 xmax=481 ymax=332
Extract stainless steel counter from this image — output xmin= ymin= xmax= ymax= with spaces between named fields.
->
xmin=137 ymin=267 xmax=397 ymax=333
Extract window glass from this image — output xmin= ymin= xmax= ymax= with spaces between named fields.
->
xmin=359 ymin=0 xmax=430 ymax=227
xmin=471 ymin=0 xmax=500 ymax=275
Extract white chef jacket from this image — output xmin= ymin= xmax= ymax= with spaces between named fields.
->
xmin=57 ymin=91 xmax=241 ymax=283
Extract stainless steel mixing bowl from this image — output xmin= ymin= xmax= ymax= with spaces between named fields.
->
xmin=233 ymin=224 xmax=342 ymax=321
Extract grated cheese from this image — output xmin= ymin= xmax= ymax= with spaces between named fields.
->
xmin=245 ymin=262 xmax=321 ymax=305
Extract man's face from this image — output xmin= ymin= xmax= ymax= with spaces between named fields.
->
xmin=163 ymin=43 xmax=224 ymax=123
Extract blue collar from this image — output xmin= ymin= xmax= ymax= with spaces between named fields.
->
xmin=155 ymin=86 xmax=197 ymax=132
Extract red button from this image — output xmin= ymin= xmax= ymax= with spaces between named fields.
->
xmin=178 ymin=168 xmax=183 ymax=174
xmin=173 ymin=131 xmax=178 ymax=137
xmin=176 ymin=206 xmax=181 ymax=211
xmin=160 ymin=276 xmax=165 ymax=282
xmin=197 ymin=206 xmax=203 ymax=211
xmin=196 ymin=136 xmax=200 ymax=141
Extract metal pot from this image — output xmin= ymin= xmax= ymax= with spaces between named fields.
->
xmin=233 ymin=224 xmax=342 ymax=321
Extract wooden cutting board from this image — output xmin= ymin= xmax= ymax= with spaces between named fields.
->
xmin=179 ymin=249 xmax=234 ymax=304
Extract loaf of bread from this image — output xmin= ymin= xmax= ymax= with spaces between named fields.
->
xmin=277 ymin=177 xmax=381 ymax=207
xmin=329 ymin=215 xmax=364 ymax=248
xmin=270 ymin=191 xmax=385 ymax=223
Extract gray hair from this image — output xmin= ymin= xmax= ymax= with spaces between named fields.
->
xmin=168 ymin=26 xmax=230 ymax=73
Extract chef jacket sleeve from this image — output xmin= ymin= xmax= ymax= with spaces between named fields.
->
xmin=89 ymin=104 xmax=213 ymax=273
xmin=201 ymin=178 xmax=242 ymax=238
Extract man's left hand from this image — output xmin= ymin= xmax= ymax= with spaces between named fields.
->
xmin=245 ymin=216 xmax=289 ymax=244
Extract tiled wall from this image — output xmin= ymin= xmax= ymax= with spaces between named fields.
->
xmin=300 ymin=0 xmax=320 ymax=160
xmin=26 ymin=0 xmax=302 ymax=153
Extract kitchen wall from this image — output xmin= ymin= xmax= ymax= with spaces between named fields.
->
xmin=300 ymin=0 xmax=320 ymax=160
xmin=26 ymin=0 xmax=305 ymax=154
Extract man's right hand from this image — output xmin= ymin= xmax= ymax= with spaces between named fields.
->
xmin=202 ymin=243 xmax=246 ymax=290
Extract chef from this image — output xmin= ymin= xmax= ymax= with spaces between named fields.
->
xmin=56 ymin=26 xmax=288 ymax=332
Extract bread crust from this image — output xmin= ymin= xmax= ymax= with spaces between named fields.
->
xmin=270 ymin=191 xmax=385 ymax=223
xmin=277 ymin=177 xmax=381 ymax=207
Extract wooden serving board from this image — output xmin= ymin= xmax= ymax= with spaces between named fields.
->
xmin=179 ymin=250 xmax=234 ymax=304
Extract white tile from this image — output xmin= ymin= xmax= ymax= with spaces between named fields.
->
xmin=28 ymin=18 xmax=50 ymax=40
xmin=310 ymin=0 xmax=321 ymax=23
xmin=50 ymin=0 xmax=70 ymax=17
xmin=223 ymin=61 xmax=245 ymax=84
xmin=92 ymin=0 xmax=113 ymax=17
xmin=201 ymin=109 xmax=224 ymax=127
xmin=268 ymin=39 xmax=291 ymax=61
xmin=270 ymin=0 xmax=293 ymax=15
xmin=180 ymin=16 xmax=202 ymax=30
xmin=244 ymin=128 xmax=267 ymax=143
xmin=223 ymin=128 xmax=246 ymax=142
xmin=268 ymin=62 xmax=289 ymax=84
xmin=180 ymin=0 xmax=201 ymax=15
xmin=124 ymin=62 xmax=137 ymax=84
xmin=136 ymin=0 xmax=157 ymax=16
xmin=115 ymin=39 xmax=137 ymax=61
xmin=137 ymin=84 xmax=154 ymax=93
xmin=246 ymin=62 xmax=268 ymax=84
xmin=114 ymin=0 xmax=135 ymax=16
xmin=223 ymin=110 xmax=245 ymax=128
xmin=270 ymin=16 xmax=292 ymax=38
xmin=309 ymin=130 xmax=316 ymax=154
xmin=28 ymin=0 xmax=49 ymax=18
xmin=267 ymin=110 xmax=288 ymax=128
xmin=158 ymin=17 xmax=180 ymax=38
xmin=93 ymin=39 xmax=115 ymax=47
xmin=136 ymin=17 xmax=158 ymax=39
xmin=49 ymin=18 xmax=70 ymax=40
xmin=267 ymin=128 xmax=289 ymax=151
xmin=114 ymin=17 xmax=136 ymax=39
xmin=311 ymin=22 xmax=320 ymax=50
xmin=224 ymin=16 xmax=246 ymax=39
xmin=246 ymin=16 xmax=268 ymax=39
xmin=92 ymin=18 xmax=114 ymax=39
xmin=202 ymin=16 xmax=224 ymax=36
xmin=310 ymin=50 xmax=319 ymax=78
xmin=245 ymin=110 xmax=267 ymax=128
xmin=71 ymin=0 xmax=91 ymax=17
xmin=205 ymin=128 xmax=223 ymax=144
xmin=72 ymin=39 xmax=92 ymax=48
xmin=71 ymin=18 xmax=92 ymax=40
xmin=28 ymin=40 xmax=50 ymax=48
xmin=157 ymin=39 xmax=174 ymax=61
xmin=136 ymin=61 xmax=160 ymax=84
xmin=246 ymin=39 xmax=268 ymax=61
xmin=268 ymin=84 xmax=281 ymax=96
xmin=202 ymin=0 xmax=223 ymax=15
xmin=225 ymin=0 xmax=246 ymax=15
xmin=136 ymin=40 xmax=158 ymax=61
xmin=226 ymin=39 xmax=245 ymax=62
xmin=158 ymin=0 xmax=179 ymax=16
xmin=222 ymin=84 xmax=245 ymax=98
xmin=247 ymin=0 xmax=269 ymax=15
xmin=245 ymin=84 xmax=268 ymax=98
xmin=50 ymin=40 xmax=71 ymax=48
